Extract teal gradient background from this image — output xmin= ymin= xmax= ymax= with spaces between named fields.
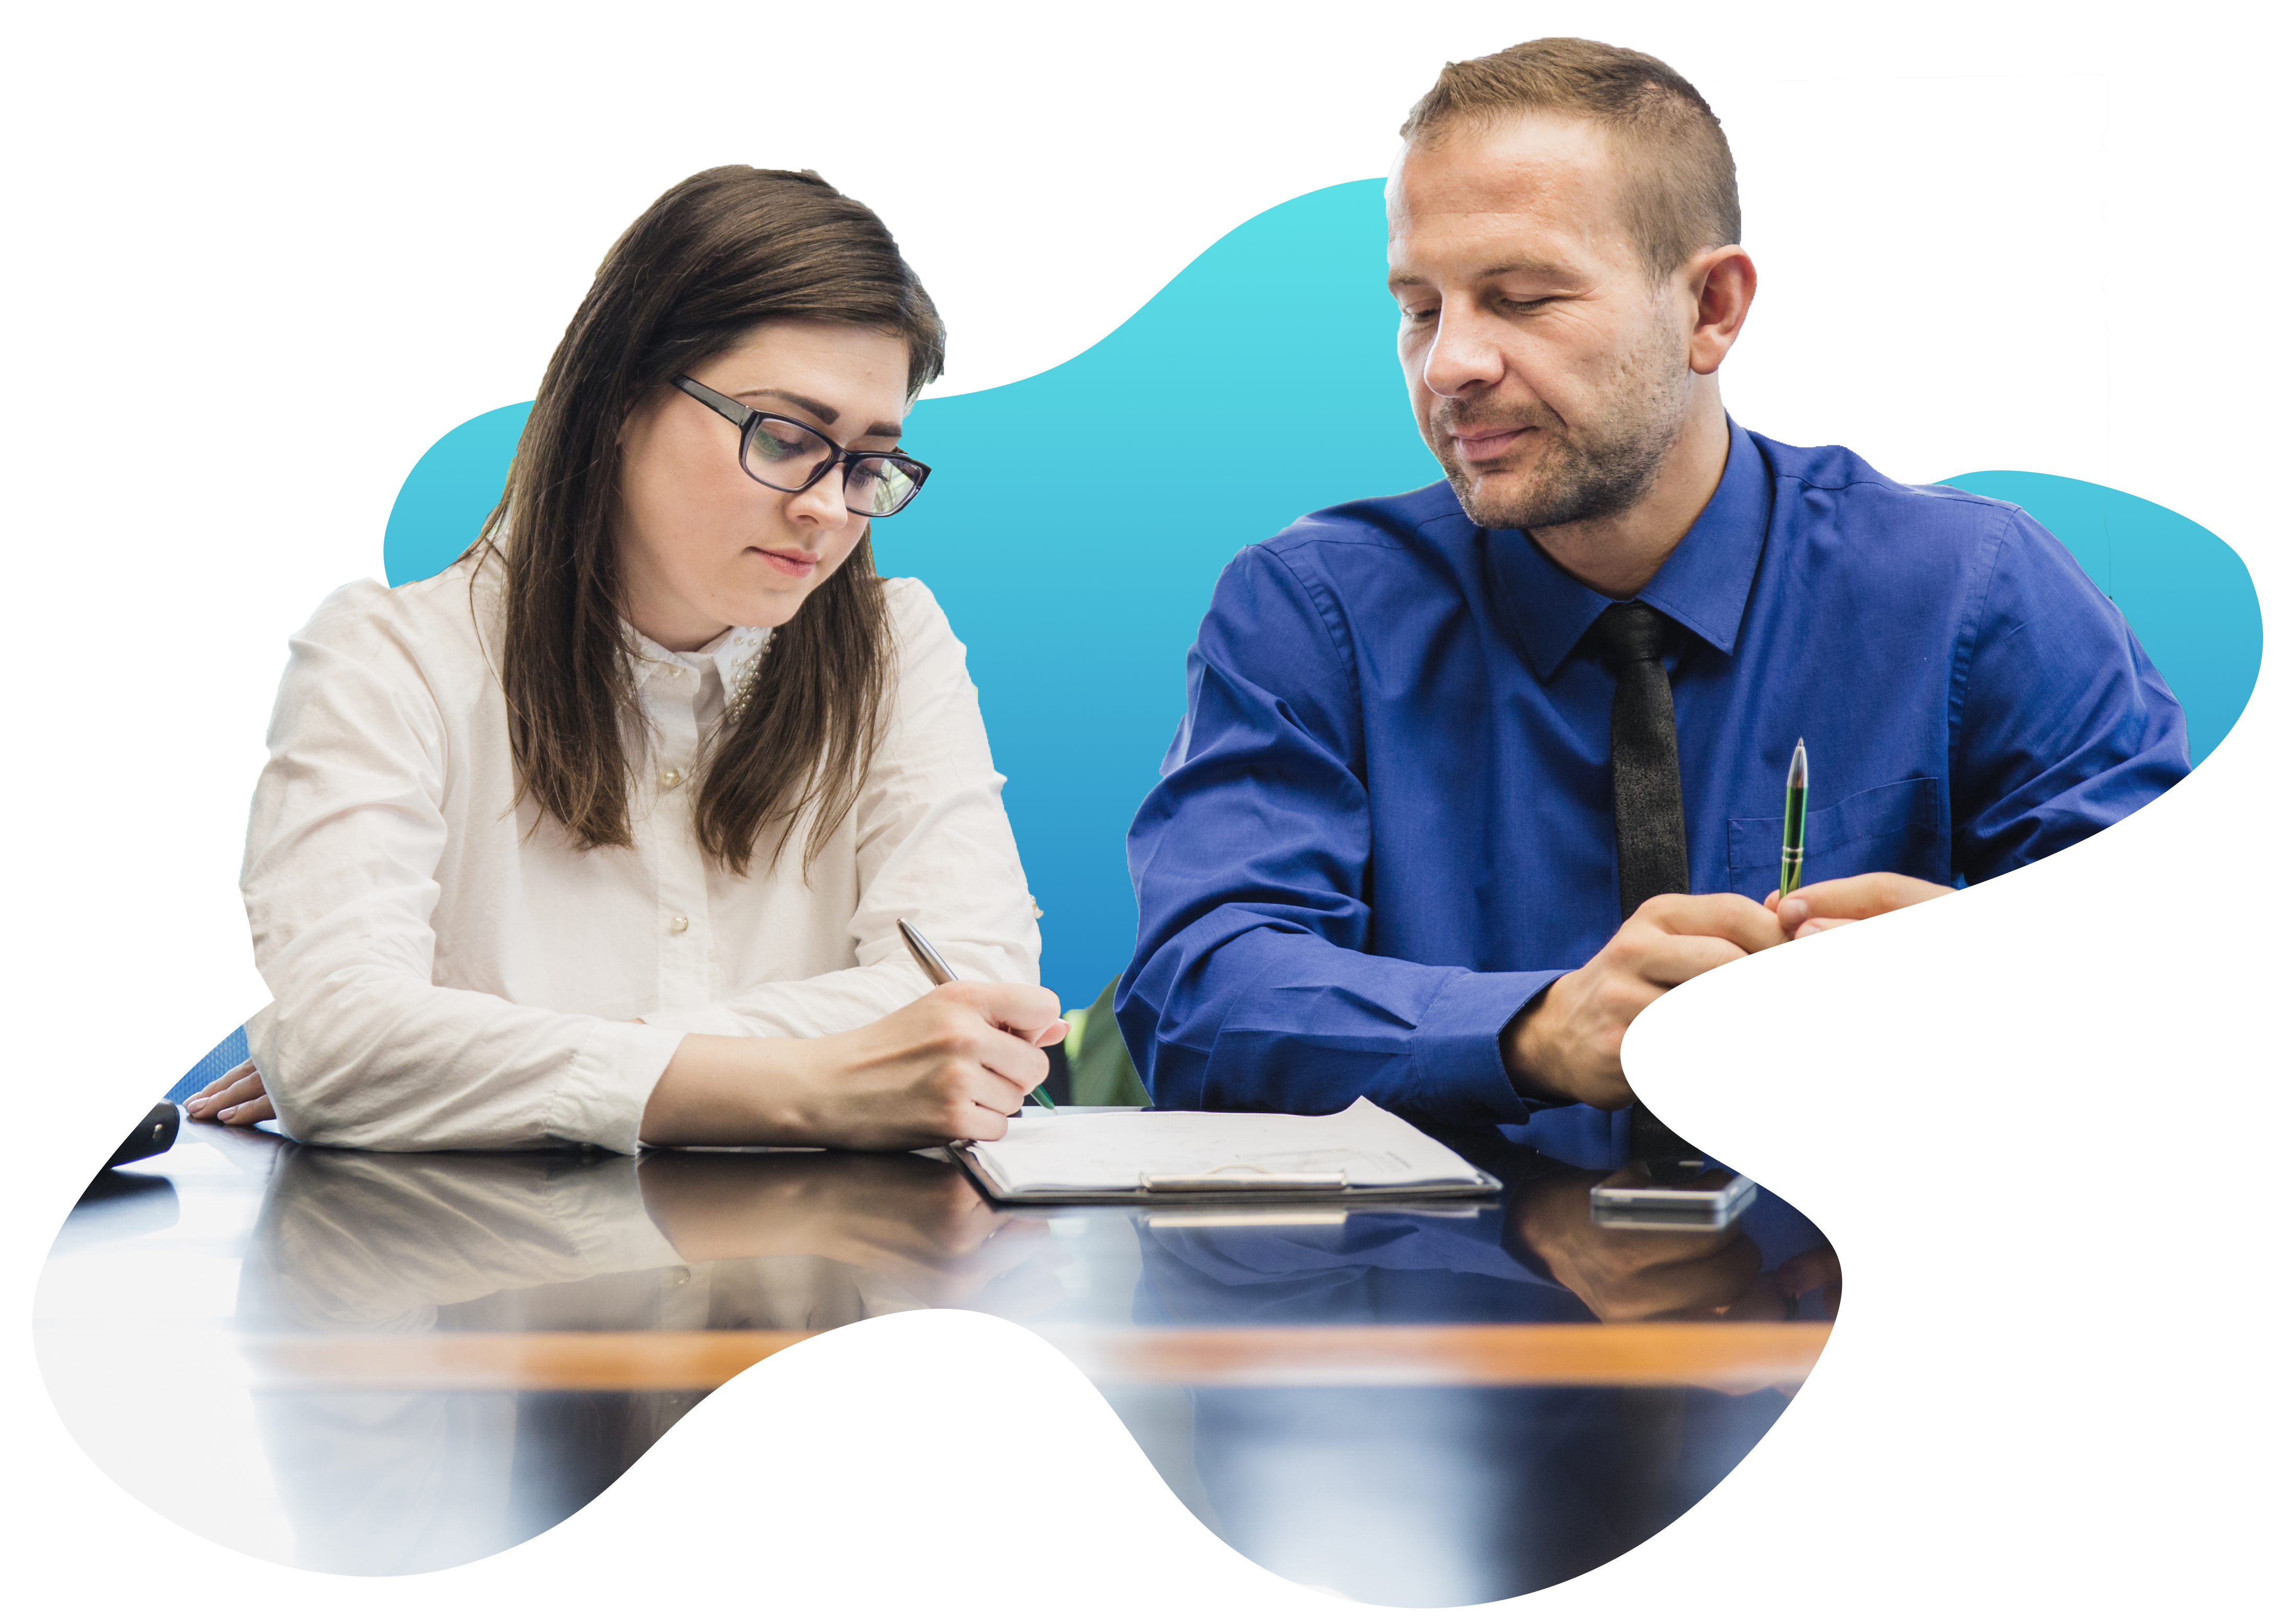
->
xmin=1937 ymin=466 xmax=2111 ymax=594
xmin=9 ymin=98 xmax=2276 ymax=1078
xmin=2093 ymin=101 xmax=2276 ymax=1101
xmin=13 ymin=101 xmax=1407 ymax=1005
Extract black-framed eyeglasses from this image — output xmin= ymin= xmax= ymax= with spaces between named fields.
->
xmin=671 ymin=375 xmax=931 ymax=518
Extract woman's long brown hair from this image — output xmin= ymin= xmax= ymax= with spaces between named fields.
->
xmin=473 ymin=166 xmax=946 ymax=875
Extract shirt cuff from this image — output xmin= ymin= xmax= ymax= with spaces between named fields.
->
xmin=2010 ymin=959 xmax=2148 ymax=1123
xmin=543 ymin=1019 xmax=689 ymax=1156
xmin=1408 ymin=968 xmax=1567 ymax=1122
xmin=632 ymin=1002 xmax=750 ymax=1040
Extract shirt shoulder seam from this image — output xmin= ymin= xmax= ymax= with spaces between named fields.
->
xmin=1248 ymin=543 xmax=1365 ymax=722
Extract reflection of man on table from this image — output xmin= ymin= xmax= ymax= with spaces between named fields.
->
xmin=1152 ymin=1119 xmax=2257 ymax=1624
xmin=1119 ymin=38 xmax=2187 ymax=1157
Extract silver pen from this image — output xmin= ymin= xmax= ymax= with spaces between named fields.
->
xmin=895 ymin=918 xmax=1057 ymax=1113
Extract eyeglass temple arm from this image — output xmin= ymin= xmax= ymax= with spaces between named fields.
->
xmin=671 ymin=374 xmax=754 ymax=427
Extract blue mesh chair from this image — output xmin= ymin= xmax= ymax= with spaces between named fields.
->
xmin=94 ymin=899 xmax=246 ymax=1105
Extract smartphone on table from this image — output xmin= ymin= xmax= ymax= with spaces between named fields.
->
xmin=1589 ymin=1155 xmax=1757 ymax=1230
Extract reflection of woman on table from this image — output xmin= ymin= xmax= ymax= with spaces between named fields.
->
xmin=189 ymin=167 xmax=1064 ymax=1152
xmin=239 ymin=1144 xmax=1058 ymax=1574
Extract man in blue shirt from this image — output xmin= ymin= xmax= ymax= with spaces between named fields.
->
xmin=1117 ymin=39 xmax=2187 ymax=1159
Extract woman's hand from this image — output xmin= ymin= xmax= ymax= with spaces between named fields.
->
xmin=639 ymin=981 xmax=1070 ymax=1151
xmin=183 ymin=1059 xmax=276 ymax=1126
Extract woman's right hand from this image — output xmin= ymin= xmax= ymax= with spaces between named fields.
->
xmin=184 ymin=1059 xmax=277 ymax=1127
xmin=638 ymin=981 xmax=1069 ymax=1151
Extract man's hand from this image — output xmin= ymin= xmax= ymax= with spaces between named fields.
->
xmin=1764 ymin=877 xmax=2038 ymax=1105
xmin=1502 ymin=893 xmax=1786 ymax=1108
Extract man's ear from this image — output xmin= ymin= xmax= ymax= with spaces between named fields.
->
xmin=1686 ymin=246 xmax=1756 ymax=375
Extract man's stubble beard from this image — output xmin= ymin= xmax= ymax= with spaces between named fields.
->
xmin=1432 ymin=322 xmax=1695 ymax=535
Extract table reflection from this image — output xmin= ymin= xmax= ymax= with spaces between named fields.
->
xmin=232 ymin=1119 xmax=2248 ymax=1624
xmin=1142 ymin=1110 xmax=2266 ymax=1343
xmin=1152 ymin=1110 xmax=2257 ymax=1624
xmin=241 ymin=1143 xmax=1066 ymax=1337
xmin=235 ymin=1145 xmax=1067 ymax=1574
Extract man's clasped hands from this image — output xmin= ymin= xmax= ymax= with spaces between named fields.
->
xmin=1508 ymin=872 xmax=2047 ymax=1110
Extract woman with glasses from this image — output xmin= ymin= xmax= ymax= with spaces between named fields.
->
xmin=187 ymin=166 xmax=1065 ymax=1153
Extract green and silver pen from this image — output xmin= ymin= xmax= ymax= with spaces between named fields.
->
xmin=895 ymin=917 xmax=1057 ymax=1113
xmin=1777 ymin=739 xmax=1808 ymax=900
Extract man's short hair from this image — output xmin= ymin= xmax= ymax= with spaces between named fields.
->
xmin=1399 ymin=37 xmax=1741 ymax=283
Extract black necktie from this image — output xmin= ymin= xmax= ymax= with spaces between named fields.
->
xmin=1599 ymin=598 xmax=1709 ymax=1169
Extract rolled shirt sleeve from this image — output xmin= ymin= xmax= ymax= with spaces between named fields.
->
xmin=243 ymin=568 xmax=1043 ymax=1154
xmin=244 ymin=586 xmax=686 ymax=1154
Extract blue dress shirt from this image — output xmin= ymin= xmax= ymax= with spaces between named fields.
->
xmin=1119 ymin=422 xmax=2188 ymax=1156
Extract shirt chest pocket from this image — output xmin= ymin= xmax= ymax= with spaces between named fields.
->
xmin=1725 ymin=776 xmax=1946 ymax=897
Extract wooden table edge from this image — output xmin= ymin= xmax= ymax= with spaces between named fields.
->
xmin=241 ymin=1324 xmax=2257 ymax=1389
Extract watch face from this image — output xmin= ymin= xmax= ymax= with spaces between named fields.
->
xmin=2047 ymin=1027 xmax=2083 ymax=1119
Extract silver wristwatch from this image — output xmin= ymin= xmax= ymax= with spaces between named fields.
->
xmin=1974 ymin=973 xmax=2083 ymax=1123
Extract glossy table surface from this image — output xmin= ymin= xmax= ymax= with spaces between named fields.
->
xmin=38 ymin=1111 xmax=1837 ymax=1606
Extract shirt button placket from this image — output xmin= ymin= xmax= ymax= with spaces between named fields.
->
xmin=652 ymin=661 xmax=706 ymax=1004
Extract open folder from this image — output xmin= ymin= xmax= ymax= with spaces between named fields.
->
xmin=949 ymin=1097 xmax=1501 ymax=1204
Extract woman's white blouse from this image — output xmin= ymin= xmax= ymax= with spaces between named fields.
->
xmin=241 ymin=553 xmax=1042 ymax=1155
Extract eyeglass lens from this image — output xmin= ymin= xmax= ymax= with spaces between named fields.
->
xmin=742 ymin=417 xmax=921 ymax=517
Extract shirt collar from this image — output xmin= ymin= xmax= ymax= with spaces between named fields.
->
xmin=626 ymin=622 xmax=773 ymax=696
xmin=1484 ymin=418 xmax=1772 ymax=681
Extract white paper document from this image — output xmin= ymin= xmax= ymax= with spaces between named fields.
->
xmin=959 ymin=1097 xmax=1497 ymax=1200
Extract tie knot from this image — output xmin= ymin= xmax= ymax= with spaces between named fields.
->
xmin=1595 ymin=601 xmax=1668 ymax=666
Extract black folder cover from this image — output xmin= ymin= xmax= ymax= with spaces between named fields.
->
xmin=10 ymin=1087 xmax=178 ymax=1188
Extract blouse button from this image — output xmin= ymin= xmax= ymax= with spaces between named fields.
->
xmin=668 ymin=915 xmax=690 ymax=934
xmin=659 ymin=766 xmax=684 ymax=788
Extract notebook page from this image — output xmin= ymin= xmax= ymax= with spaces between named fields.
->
xmin=965 ymin=1097 xmax=1488 ymax=1195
